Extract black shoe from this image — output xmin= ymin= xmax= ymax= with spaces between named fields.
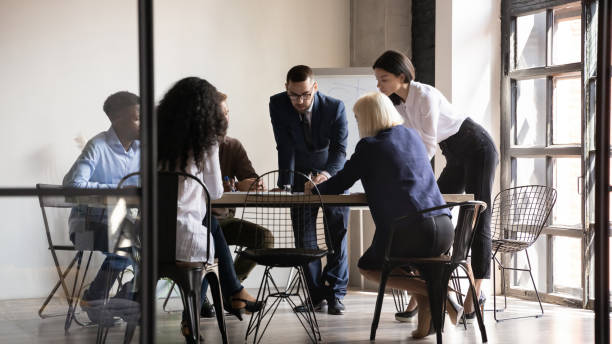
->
xmin=200 ymin=297 xmax=215 ymax=318
xmin=294 ymin=298 xmax=326 ymax=313
xmin=224 ymin=297 xmax=264 ymax=321
xmin=395 ymin=307 xmax=418 ymax=322
xmin=459 ymin=293 xmax=486 ymax=324
xmin=327 ymin=298 xmax=345 ymax=315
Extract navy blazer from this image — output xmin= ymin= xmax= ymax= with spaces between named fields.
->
xmin=316 ymin=125 xmax=450 ymax=268
xmin=270 ymin=91 xmax=348 ymax=189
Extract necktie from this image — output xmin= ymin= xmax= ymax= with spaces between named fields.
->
xmin=300 ymin=113 xmax=313 ymax=150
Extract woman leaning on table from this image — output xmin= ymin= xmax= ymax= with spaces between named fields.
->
xmin=372 ymin=50 xmax=498 ymax=322
xmin=305 ymin=92 xmax=462 ymax=338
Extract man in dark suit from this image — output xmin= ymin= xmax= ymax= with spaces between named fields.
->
xmin=269 ymin=65 xmax=350 ymax=315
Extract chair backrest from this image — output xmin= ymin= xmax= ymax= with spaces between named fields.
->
xmin=449 ymin=201 xmax=487 ymax=264
xmin=238 ymin=170 xmax=331 ymax=253
xmin=386 ymin=201 xmax=486 ymax=263
xmin=117 ymin=171 xmax=212 ymax=264
xmin=36 ymin=184 xmax=76 ymax=250
xmin=491 ymin=185 xmax=557 ymax=245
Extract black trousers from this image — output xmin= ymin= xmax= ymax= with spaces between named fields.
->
xmin=437 ymin=118 xmax=498 ymax=279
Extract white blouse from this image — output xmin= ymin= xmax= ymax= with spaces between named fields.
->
xmin=175 ymin=143 xmax=224 ymax=264
xmin=395 ymin=81 xmax=465 ymax=159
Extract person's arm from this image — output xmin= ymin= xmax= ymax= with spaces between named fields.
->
xmin=323 ymin=101 xmax=348 ymax=176
xmin=202 ymin=144 xmax=224 ymax=200
xmin=270 ymin=98 xmax=295 ymax=187
xmin=62 ymin=140 xmax=116 ymax=188
xmin=230 ymin=139 xmax=263 ymax=191
xmin=312 ymin=140 xmax=365 ymax=195
xmin=417 ymin=92 xmax=440 ymax=160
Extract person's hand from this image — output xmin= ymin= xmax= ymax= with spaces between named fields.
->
xmin=236 ymin=178 xmax=265 ymax=191
xmin=304 ymin=181 xmax=315 ymax=194
xmin=312 ymin=174 xmax=328 ymax=184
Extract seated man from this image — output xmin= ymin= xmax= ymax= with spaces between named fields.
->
xmin=63 ymin=91 xmax=140 ymax=323
xmin=200 ymin=92 xmax=273 ymax=317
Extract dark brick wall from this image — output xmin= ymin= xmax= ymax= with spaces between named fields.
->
xmin=411 ymin=0 xmax=435 ymax=86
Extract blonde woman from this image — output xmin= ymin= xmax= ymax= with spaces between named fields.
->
xmin=305 ymin=92 xmax=460 ymax=338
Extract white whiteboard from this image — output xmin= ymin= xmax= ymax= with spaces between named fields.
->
xmin=313 ymin=68 xmax=379 ymax=193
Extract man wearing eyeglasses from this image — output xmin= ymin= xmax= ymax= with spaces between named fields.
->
xmin=269 ymin=65 xmax=349 ymax=315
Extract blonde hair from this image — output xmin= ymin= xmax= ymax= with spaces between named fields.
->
xmin=353 ymin=92 xmax=404 ymax=138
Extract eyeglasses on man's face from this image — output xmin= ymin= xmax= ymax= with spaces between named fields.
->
xmin=287 ymin=83 xmax=316 ymax=102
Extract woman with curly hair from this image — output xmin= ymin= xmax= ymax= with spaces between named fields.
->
xmin=157 ymin=77 xmax=262 ymax=332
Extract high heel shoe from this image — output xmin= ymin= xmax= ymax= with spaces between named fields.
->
xmin=446 ymin=296 xmax=464 ymax=326
xmin=224 ymin=297 xmax=264 ymax=321
xmin=459 ymin=293 xmax=486 ymax=324
xmin=395 ymin=306 xmax=418 ymax=322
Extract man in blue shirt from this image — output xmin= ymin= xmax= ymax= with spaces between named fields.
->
xmin=63 ymin=91 xmax=140 ymax=323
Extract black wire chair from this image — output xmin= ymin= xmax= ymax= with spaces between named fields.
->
xmin=236 ymin=170 xmax=332 ymax=344
xmin=370 ymin=201 xmax=488 ymax=344
xmin=98 ymin=171 xmax=228 ymax=344
xmin=491 ymin=185 xmax=557 ymax=322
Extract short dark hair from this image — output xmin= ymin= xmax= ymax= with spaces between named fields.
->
xmin=103 ymin=91 xmax=139 ymax=119
xmin=373 ymin=50 xmax=416 ymax=105
xmin=286 ymin=65 xmax=313 ymax=83
xmin=157 ymin=77 xmax=228 ymax=173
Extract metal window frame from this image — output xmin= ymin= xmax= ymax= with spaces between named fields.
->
xmin=501 ymin=0 xmax=588 ymax=309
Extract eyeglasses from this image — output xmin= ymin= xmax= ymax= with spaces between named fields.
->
xmin=287 ymin=83 xmax=315 ymax=101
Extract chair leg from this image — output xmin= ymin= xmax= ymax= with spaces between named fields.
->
xmin=39 ymin=252 xmax=80 ymax=318
xmin=492 ymin=250 xmax=544 ymax=322
xmin=370 ymin=267 xmax=390 ymax=341
xmin=525 ymin=251 xmax=544 ymax=316
xmin=123 ymin=321 xmax=137 ymax=344
xmin=205 ymin=268 xmax=228 ymax=344
xmin=162 ymin=281 xmax=177 ymax=312
xmin=65 ymin=251 xmax=84 ymax=333
xmin=421 ymin=267 xmax=447 ymax=344
xmin=461 ymin=264 xmax=488 ymax=343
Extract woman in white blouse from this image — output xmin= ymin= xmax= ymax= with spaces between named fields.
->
xmin=157 ymin=77 xmax=262 ymax=333
xmin=372 ymin=50 xmax=498 ymax=322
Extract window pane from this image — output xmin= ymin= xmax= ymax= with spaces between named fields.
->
xmin=516 ymin=11 xmax=547 ymax=69
xmin=511 ymin=235 xmax=547 ymax=291
xmin=552 ymin=2 xmax=582 ymax=65
xmin=553 ymin=75 xmax=581 ymax=144
xmin=552 ymin=157 xmax=582 ymax=227
xmin=553 ymin=236 xmax=582 ymax=296
xmin=513 ymin=157 xmax=546 ymax=186
xmin=516 ymin=78 xmax=547 ymax=146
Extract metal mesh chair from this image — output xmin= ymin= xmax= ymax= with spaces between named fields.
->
xmin=107 ymin=171 xmax=228 ymax=344
xmin=491 ymin=185 xmax=557 ymax=322
xmin=236 ymin=170 xmax=331 ymax=344
xmin=370 ymin=201 xmax=488 ymax=344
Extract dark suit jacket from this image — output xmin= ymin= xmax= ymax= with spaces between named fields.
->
xmin=316 ymin=125 xmax=450 ymax=268
xmin=269 ymin=91 xmax=348 ymax=189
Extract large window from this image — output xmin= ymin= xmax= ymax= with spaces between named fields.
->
xmin=501 ymin=0 xmax=589 ymax=304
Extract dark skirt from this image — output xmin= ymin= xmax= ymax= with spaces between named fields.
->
xmin=358 ymin=214 xmax=454 ymax=270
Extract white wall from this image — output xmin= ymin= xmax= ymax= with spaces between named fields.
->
xmin=435 ymin=0 xmax=502 ymax=294
xmin=0 ymin=0 xmax=349 ymax=299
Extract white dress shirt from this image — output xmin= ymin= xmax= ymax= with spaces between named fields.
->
xmin=395 ymin=81 xmax=465 ymax=159
xmin=175 ymin=143 xmax=224 ymax=263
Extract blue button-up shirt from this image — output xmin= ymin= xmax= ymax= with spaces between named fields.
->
xmin=63 ymin=127 xmax=140 ymax=238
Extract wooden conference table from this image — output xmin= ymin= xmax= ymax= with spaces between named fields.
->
xmin=211 ymin=192 xmax=473 ymax=207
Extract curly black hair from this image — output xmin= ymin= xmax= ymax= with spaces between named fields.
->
xmin=157 ymin=77 xmax=227 ymax=173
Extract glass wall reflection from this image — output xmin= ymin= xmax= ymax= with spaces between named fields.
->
xmin=0 ymin=1 xmax=142 ymax=342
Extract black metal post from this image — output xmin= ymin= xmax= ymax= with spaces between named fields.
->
xmin=595 ymin=0 xmax=610 ymax=342
xmin=138 ymin=0 xmax=156 ymax=343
